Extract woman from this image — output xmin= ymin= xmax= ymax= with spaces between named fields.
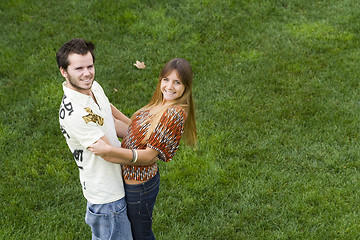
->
xmin=88 ymin=58 xmax=197 ymax=239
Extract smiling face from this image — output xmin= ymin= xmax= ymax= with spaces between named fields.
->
xmin=60 ymin=51 xmax=95 ymax=95
xmin=160 ymin=70 xmax=185 ymax=103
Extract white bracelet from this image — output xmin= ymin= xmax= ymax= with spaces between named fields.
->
xmin=131 ymin=149 xmax=138 ymax=163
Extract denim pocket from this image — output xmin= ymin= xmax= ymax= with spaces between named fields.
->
xmin=85 ymin=204 xmax=110 ymax=239
xmin=114 ymin=199 xmax=127 ymax=215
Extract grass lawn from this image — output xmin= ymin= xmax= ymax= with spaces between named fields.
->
xmin=1 ymin=0 xmax=360 ymax=239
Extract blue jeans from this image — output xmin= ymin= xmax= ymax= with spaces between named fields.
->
xmin=85 ymin=197 xmax=133 ymax=240
xmin=125 ymin=171 xmax=160 ymax=240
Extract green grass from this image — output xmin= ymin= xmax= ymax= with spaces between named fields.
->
xmin=2 ymin=0 xmax=360 ymax=239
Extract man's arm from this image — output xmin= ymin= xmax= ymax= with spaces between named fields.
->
xmin=114 ymin=118 xmax=129 ymax=139
xmin=111 ymin=104 xmax=131 ymax=124
xmin=110 ymin=104 xmax=131 ymax=138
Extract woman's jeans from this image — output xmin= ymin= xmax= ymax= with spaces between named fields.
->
xmin=125 ymin=171 xmax=160 ymax=240
xmin=85 ymin=197 xmax=133 ymax=240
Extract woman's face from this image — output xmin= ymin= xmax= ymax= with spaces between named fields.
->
xmin=160 ymin=70 xmax=185 ymax=103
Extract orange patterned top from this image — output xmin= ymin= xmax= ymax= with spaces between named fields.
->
xmin=121 ymin=105 xmax=186 ymax=181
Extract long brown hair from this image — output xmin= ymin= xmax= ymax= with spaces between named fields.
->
xmin=133 ymin=58 xmax=197 ymax=147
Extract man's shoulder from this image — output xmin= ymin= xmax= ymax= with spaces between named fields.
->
xmin=59 ymin=94 xmax=87 ymax=122
xmin=92 ymin=80 xmax=101 ymax=88
xmin=92 ymin=81 xmax=105 ymax=93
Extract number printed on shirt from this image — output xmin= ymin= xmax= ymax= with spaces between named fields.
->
xmin=73 ymin=149 xmax=84 ymax=170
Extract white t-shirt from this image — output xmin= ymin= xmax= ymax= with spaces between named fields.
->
xmin=59 ymin=81 xmax=125 ymax=204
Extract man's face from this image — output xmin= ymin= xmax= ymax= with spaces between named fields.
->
xmin=60 ymin=52 xmax=95 ymax=94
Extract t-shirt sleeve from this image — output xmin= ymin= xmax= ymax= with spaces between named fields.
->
xmin=147 ymin=106 xmax=186 ymax=162
xmin=64 ymin=111 xmax=105 ymax=148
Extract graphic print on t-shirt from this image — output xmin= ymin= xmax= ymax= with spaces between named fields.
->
xmin=59 ymin=95 xmax=74 ymax=119
xmin=82 ymin=107 xmax=104 ymax=126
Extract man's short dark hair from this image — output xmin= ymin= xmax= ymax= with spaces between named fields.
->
xmin=56 ymin=38 xmax=95 ymax=70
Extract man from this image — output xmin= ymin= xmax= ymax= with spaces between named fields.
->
xmin=57 ymin=38 xmax=133 ymax=239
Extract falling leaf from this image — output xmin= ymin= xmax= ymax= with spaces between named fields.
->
xmin=134 ymin=60 xmax=146 ymax=69
xmin=113 ymin=88 xmax=118 ymax=92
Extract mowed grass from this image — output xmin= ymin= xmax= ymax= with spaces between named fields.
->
xmin=1 ymin=0 xmax=360 ymax=239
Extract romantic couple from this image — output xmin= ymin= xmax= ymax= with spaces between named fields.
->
xmin=57 ymin=38 xmax=196 ymax=240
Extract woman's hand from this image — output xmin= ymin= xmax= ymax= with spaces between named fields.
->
xmin=88 ymin=138 xmax=111 ymax=156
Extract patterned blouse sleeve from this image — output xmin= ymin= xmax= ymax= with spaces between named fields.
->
xmin=147 ymin=106 xmax=186 ymax=162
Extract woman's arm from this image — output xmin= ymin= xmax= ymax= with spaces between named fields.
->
xmin=88 ymin=137 xmax=158 ymax=166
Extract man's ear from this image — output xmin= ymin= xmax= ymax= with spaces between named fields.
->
xmin=60 ymin=67 xmax=68 ymax=79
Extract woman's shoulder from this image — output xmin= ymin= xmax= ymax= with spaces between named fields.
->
xmin=164 ymin=105 xmax=187 ymax=119
xmin=166 ymin=104 xmax=184 ymax=111
xmin=132 ymin=108 xmax=150 ymax=118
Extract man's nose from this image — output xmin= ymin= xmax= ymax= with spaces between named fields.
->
xmin=83 ymin=68 xmax=91 ymax=75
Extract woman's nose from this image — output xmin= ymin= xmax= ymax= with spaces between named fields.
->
xmin=167 ymin=82 xmax=174 ymax=89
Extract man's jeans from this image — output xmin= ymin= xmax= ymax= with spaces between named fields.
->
xmin=85 ymin=197 xmax=133 ymax=240
xmin=125 ymin=171 xmax=160 ymax=240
